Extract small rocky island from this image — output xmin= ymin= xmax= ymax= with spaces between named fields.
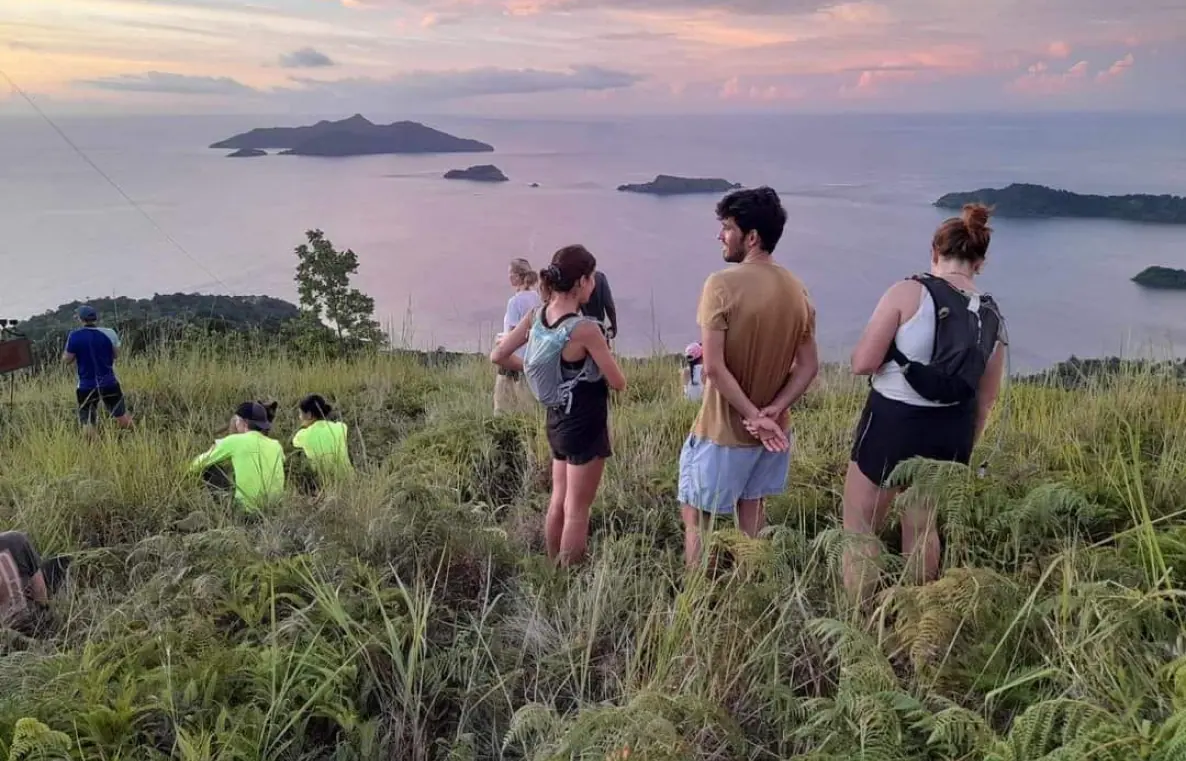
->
xmin=935 ymin=183 xmax=1186 ymax=224
xmin=210 ymin=114 xmax=494 ymax=157
xmin=617 ymin=175 xmax=742 ymax=196
xmin=1132 ymin=266 xmax=1186 ymax=290
xmin=226 ymin=148 xmax=267 ymax=158
xmin=443 ymin=164 xmax=508 ymax=183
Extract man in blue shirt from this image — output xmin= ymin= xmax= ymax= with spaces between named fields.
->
xmin=62 ymin=305 xmax=133 ymax=431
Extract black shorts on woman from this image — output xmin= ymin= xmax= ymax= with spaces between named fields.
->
xmin=538 ymin=311 xmax=612 ymax=466
xmin=851 ymin=390 xmax=976 ymax=487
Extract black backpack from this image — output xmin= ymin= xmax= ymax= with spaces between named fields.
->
xmin=885 ymin=273 xmax=1003 ymax=405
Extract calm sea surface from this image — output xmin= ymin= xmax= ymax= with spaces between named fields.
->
xmin=1 ymin=111 xmax=1184 ymax=372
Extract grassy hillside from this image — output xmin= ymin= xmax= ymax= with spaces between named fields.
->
xmin=2 ymin=344 xmax=1186 ymax=760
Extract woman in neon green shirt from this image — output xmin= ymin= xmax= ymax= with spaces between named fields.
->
xmin=292 ymin=394 xmax=353 ymax=482
xmin=189 ymin=401 xmax=286 ymax=513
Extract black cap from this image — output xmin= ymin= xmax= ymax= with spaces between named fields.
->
xmin=235 ymin=401 xmax=272 ymax=431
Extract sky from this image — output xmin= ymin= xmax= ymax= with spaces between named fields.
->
xmin=2 ymin=0 xmax=1185 ymax=116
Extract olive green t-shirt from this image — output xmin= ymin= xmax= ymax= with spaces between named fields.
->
xmin=691 ymin=259 xmax=816 ymax=448
xmin=190 ymin=431 xmax=286 ymax=512
xmin=292 ymin=420 xmax=353 ymax=479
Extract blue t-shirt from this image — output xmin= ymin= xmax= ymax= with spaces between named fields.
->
xmin=65 ymin=326 xmax=121 ymax=390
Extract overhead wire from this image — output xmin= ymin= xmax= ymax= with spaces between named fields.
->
xmin=0 ymin=67 xmax=235 ymax=305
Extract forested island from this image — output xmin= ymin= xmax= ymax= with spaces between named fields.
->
xmin=934 ymin=183 xmax=1186 ymax=224
xmin=209 ymin=114 xmax=494 ymax=157
xmin=443 ymin=164 xmax=509 ymax=182
xmin=14 ymin=293 xmax=301 ymax=365
xmin=617 ymin=175 xmax=742 ymax=196
xmin=1132 ymin=266 xmax=1186 ymax=290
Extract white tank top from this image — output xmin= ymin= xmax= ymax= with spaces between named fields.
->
xmin=870 ymin=284 xmax=957 ymax=408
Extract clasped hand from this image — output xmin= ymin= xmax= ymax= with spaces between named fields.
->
xmin=743 ymin=407 xmax=790 ymax=453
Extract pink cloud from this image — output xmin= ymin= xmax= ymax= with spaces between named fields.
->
xmin=1047 ymin=40 xmax=1071 ymax=58
xmin=718 ymin=75 xmax=799 ymax=102
xmin=1009 ymin=58 xmax=1090 ymax=95
xmin=1096 ymin=52 xmax=1134 ymax=81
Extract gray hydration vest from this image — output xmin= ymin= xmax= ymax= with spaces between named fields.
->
xmin=523 ymin=310 xmax=603 ymax=413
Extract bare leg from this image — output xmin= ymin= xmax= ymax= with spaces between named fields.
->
xmin=735 ymin=498 xmax=765 ymax=538
xmin=558 ymin=457 xmax=605 ymax=567
xmin=901 ymin=501 xmax=941 ymax=585
xmin=544 ymin=459 xmax=567 ymax=562
xmin=841 ymin=461 xmax=899 ymax=604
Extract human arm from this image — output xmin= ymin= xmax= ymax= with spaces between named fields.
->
xmin=189 ymin=437 xmax=234 ymax=473
xmin=574 ymin=321 xmax=626 ymax=391
xmin=599 ymin=273 xmax=618 ymax=339
xmin=974 ymin=341 xmax=1006 ymax=443
xmin=850 ymin=280 xmax=913 ymax=375
xmin=680 ymin=366 xmax=691 ymax=386
xmin=61 ymin=332 xmax=76 ymax=365
xmin=762 ymin=330 xmax=821 ymax=419
xmin=490 ymin=309 xmax=532 ymax=373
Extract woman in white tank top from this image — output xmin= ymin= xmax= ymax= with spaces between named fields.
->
xmin=494 ymin=258 xmax=542 ymax=414
xmin=841 ymin=203 xmax=1008 ymax=605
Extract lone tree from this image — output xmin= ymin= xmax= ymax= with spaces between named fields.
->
xmin=293 ymin=229 xmax=385 ymax=349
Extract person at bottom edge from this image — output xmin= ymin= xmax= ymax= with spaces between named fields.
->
xmin=680 ymin=186 xmax=820 ymax=571
xmin=1 ymin=530 xmax=71 ymax=635
xmin=490 ymin=244 xmax=627 ymax=569
xmin=189 ymin=401 xmax=286 ymax=516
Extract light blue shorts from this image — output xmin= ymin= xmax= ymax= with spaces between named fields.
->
xmin=677 ymin=433 xmax=792 ymax=515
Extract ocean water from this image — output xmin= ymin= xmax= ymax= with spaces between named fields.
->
xmin=1 ymin=110 xmax=1184 ymax=372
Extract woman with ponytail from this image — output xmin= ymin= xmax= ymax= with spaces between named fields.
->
xmin=293 ymin=394 xmax=353 ymax=483
xmin=842 ymin=203 xmax=1007 ymax=603
xmin=490 ymin=244 xmax=626 ymax=568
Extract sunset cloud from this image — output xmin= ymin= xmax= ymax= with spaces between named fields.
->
xmin=1009 ymin=59 xmax=1090 ymax=95
xmin=278 ymin=47 xmax=336 ymax=68
xmin=1096 ymin=53 xmax=1134 ymax=82
xmin=4 ymin=0 xmax=1184 ymax=113
xmin=76 ymin=71 xmax=258 ymax=95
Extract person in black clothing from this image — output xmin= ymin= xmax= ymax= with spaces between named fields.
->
xmin=580 ymin=270 xmax=618 ymax=341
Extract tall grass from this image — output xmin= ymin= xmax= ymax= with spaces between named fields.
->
xmin=1 ymin=343 xmax=1186 ymax=759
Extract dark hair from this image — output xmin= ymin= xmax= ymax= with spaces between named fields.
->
xmin=299 ymin=394 xmax=333 ymax=420
xmin=715 ymin=186 xmax=787 ymax=253
xmin=933 ymin=203 xmax=993 ymax=263
xmin=538 ymin=244 xmax=597 ymax=298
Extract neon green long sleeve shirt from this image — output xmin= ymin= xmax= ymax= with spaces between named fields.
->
xmin=190 ymin=431 xmax=286 ymax=512
xmin=292 ymin=420 xmax=353 ymax=480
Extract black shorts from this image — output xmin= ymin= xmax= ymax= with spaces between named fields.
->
xmin=545 ymin=380 xmax=612 ymax=466
xmin=850 ymin=389 xmax=976 ymax=487
xmin=76 ymin=383 xmax=127 ymax=425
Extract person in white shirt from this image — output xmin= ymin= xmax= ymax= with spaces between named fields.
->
xmin=494 ymin=258 xmax=542 ymax=413
xmin=681 ymin=341 xmax=704 ymax=401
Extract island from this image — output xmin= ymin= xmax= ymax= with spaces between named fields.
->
xmin=934 ymin=183 xmax=1186 ymax=224
xmin=617 ymin=175 xmax=742 ymax=196
xmin=209 ymin=114 xmax=494 ymax=157
xmin=443 ymin=164 xmax=508 ymax=183
xmin=1132 ymin=266 xmax=1186 ymax=290
xmin=226 ymin=148 xmax=267 ymax=158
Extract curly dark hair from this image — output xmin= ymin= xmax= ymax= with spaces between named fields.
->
xmin=715 ymin=186 xmax=787 ymax=253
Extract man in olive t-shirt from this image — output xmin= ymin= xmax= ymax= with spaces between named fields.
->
xmin=678 ymin=186 xmax=820 ymax=568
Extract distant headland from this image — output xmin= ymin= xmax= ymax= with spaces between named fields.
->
xmin=209 ymin=114 xmax=494 ymax=157
xmin=617 ymin=175 xmax=742 ymax=196
xmin=1132 ymin=266 xmax=1186 ymax=290
xmin=444 ymin=164 xmax=509 ymax=183
xmin=934 ymin=183 xmax=1186 ymax=224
